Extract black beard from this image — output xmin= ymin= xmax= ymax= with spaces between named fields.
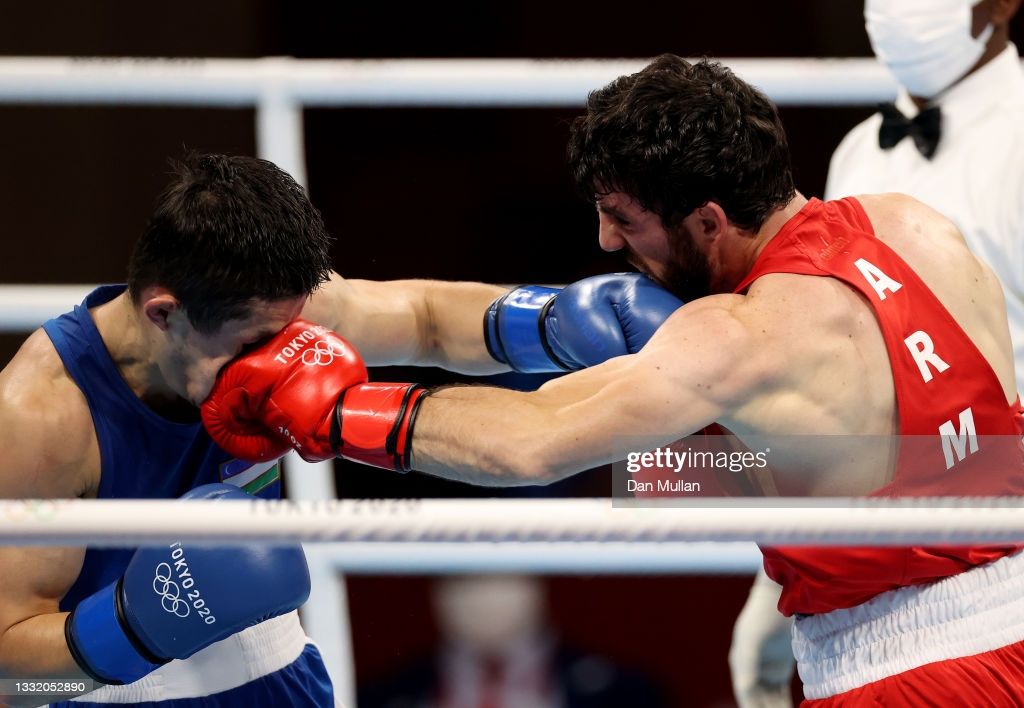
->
xmin=638 ymin=230 xmax=712 ymax=303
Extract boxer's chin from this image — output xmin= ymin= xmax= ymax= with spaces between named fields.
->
xmin=660 ymin=266 xmax=711 ymax=302
xmin=627 ymin=258 xmax=709 ymax=302
xmin=186 ymin=377 xmax=216 ymax=408
xmin=659 ymin=237 xmax=712 ymax=302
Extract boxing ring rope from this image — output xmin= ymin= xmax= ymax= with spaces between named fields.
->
xmin=0 ymin=54 xmax=978 ymax=706
xmin=0 ymin=56 xmax=902 ymax=107
xmin=2 ymin=498 xmax=1023 ymax=547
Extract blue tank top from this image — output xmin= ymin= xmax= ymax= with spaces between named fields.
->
xmin=45 ymin=285 xmax=282 ymax=611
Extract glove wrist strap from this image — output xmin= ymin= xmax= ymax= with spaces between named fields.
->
xmin=334 ymin=383 xmax=428 ymax=472
xmin=65 ymin=579 xmax=163 ymax=685
xmin=484 ymin=286 xmax=567 ymax=373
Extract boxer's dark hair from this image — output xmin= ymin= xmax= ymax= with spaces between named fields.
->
xmin=568 ymin=54 xmax=795 ymax=232
xmin=128 ymin=152 xmax=333 ymax=333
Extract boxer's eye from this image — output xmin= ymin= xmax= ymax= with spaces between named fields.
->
xmin=597 ymin=203 xmax=632 ymax=228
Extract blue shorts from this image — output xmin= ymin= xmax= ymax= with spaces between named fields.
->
xmin=51 ymin=644 xmax=335 ymax=708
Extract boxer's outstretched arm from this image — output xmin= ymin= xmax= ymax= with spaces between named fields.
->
xmin=303 ymin=272 xmax=508 ymax=373
xmin=411 ymin=295 xmax=772 ymax=485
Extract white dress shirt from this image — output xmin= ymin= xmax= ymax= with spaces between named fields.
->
xmin=826 ymin=44 xmax=1024 ymax=395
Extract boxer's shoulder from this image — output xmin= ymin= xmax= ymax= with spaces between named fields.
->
xmin=716 ymin=275 xmax=873 ymax=399
xmin=644 ymin=293 xmax=790 ymax=398
xmin=856 ymin=193 xmax=962 ymax=244
xmin=858 ymin=193 xmax=1003 ymax=299
xmin=0 ymin=328 xmax=99 ymax=498
xmin=651 ymin=290 xmax=797 ymax=356
xmin=755 ymin=267 xmax=856 ymax=311
xmin=650 ymin=294 xmax=747 ymax=343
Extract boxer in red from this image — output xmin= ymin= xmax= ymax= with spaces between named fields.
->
xmin=207 ymin=55 xmax=1024 ymax=705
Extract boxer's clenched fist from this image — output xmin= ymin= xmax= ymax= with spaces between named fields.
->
xmin=202 ymin=320 xmax=365 ymax=462
xmin=202 ymin=320 xmax=425 ymax=471
xmin=484 ymin=273 xmax=684 ymax=373
xmin=66 ymin=484 xmax=310 ymax=685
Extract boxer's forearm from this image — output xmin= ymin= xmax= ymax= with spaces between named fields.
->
xmin=412 ymin=356 xmax=662 ymax=485
xmin=411 ymin=386 xmax=587 ymax=485
xmin=0 ymin=612 xmax=92 ymax=704
xmin=305 ymin=273 xmax=508 ymax=374
xmin=409 ymin=280 xmax=510 ymax=373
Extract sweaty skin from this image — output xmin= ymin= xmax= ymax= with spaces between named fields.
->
xmin=410 ymin=193 xmax=1017 ymax=492
xmin=0 ymin=275 xmax=504 ymax=704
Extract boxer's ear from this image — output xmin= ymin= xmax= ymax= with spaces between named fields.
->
xmin=687 ymin=202 xmax=730 ymax=246
xmin=140 ymin=286 xmax=181 ymax=332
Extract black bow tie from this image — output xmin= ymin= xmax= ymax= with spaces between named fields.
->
xmin=878 ymin=103 xmax=942 ymax=159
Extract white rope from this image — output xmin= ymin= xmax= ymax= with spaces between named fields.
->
xmin=2 ymin=498 xmax=1023 ymax=547
xmin=307 ymin=542 xmax=764 ymax=574
xmin=0 ymin=284 xmax=95 ymax=332
xmin=0 ymin=56 xmax=901 ymax=106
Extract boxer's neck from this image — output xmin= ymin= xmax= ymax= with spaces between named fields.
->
xmin=91 ymin=291 xmax=197 ymax=422
xmin=745 ymin=193 xmax=809 ymax=269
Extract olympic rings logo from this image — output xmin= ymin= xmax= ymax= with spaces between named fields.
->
xmin=301 ymin=339 xmax=346 ymax=367
xmin=153 ymin=562 xmax=190 ymax=618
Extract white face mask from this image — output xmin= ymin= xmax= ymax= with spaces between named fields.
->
xmin=866 ymin=0 xmax=994 ymax=99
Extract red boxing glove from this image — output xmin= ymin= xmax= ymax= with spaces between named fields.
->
xmin=201 ymin=320 xmax=427 ymax=471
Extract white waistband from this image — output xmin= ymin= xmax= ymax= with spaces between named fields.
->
xmin=793 ymin=550 xmax=1024 ymax=699
xmin=71 ymin=611 xmax=310 ymax=703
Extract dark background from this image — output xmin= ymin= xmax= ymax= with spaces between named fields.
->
xmin=2 ymin=3 xmax=1022 ymax=705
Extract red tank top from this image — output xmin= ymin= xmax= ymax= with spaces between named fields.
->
xmin=734 ymin=197 xmax=1024 ymax=616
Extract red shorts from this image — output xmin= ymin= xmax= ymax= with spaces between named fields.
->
xmin=794 ymin=550 xmax=1024 ymax=706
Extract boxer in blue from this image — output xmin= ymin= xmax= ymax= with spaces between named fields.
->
xmin=0 ymin=152 xmax=681 ymax=706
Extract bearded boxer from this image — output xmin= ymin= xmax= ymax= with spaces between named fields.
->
xmin=0 ymin=152 xmax=682 ymax=707
xmin=207 ymin=56 xmax=1024 ymax=705
xmin=730 ymin=3 xmax=1024 ymax=704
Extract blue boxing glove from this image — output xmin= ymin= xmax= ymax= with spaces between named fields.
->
xmin=484 ymin=273 xmax=684 ymax=372
xmin=65 ymin=484 xmax=310 ymax=685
